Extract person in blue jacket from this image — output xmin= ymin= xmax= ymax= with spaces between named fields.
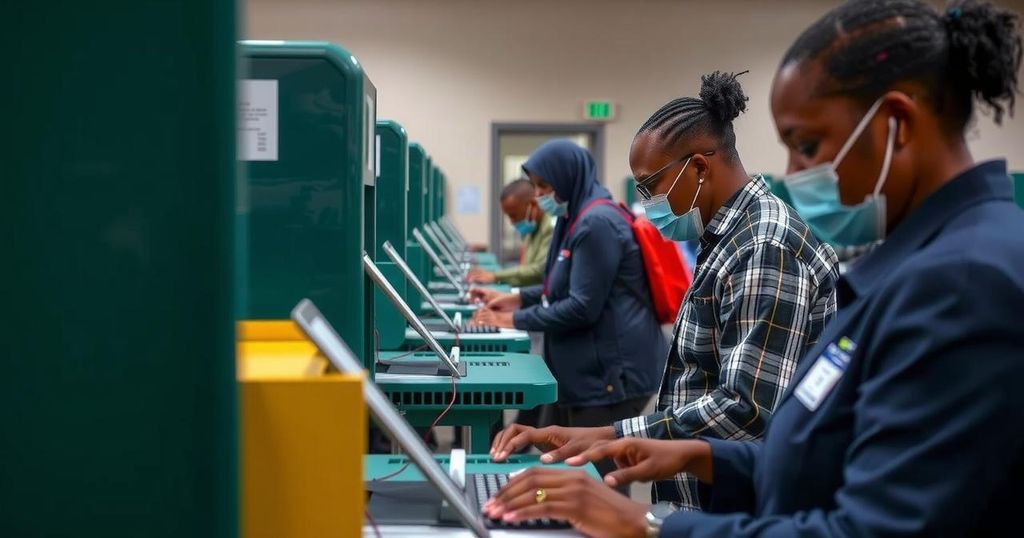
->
xmin=482 ymin=1 xmax=1024 ymax=536
xmin=472 ymin=140 xmax=668 ymax=467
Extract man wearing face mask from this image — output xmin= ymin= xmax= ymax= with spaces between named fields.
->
xmin=488 ymin=72 xmax=841 ymax=513
xmin=467 ymin=178 xmax=553 ymax=286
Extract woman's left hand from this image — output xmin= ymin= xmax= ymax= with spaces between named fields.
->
xmin=482 ymin=468 xmax=648 ymax=538
xmin=472 ymin=308 xmax=515 ymax=328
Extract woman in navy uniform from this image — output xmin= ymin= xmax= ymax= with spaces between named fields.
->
xmin=484 ymin=1 xmax=1024 ymax=536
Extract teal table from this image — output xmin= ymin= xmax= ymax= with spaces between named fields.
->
xmin=365 ymin=454 xmax=600 ymax=481
xmin=421 ymin=300 xmax=480 ymax=317
xmin=404 ymin=327 xmax=532 ymax=353
xmin=375 ymin=352 xmax=556 ymax=453
xmin=427 ymin=281 xmax=512 ymax=294
xmin=472 ymin=252 xmax=499 ymax=266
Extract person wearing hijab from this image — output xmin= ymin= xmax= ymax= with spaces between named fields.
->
xmin=472 ymin=140 xmax=668 ymax=472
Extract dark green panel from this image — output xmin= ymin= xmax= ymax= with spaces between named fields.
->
xmin=624 ymin=176 xmax=637 ymax=206
xmin=431 ymin=165 xmax=444 ymax=221
xmin=371 ymin=121 xmax=407 ymax=349
xmin=5 ymin=2 xmax=237 ymax=537
xmin=425 ymin=157 xmax=435 ymax=223
xmin=408 ymin=143 xmax=427 ymax=234
xmin=375 ymin=121 xmax=409 ymax=258
xmin=406 ymin=145 xmax=429 ymax=283
xmin=240 ymin=41 xmax=376 ymax=370
xmin=438 ymin=169 xmax=448 ymax=219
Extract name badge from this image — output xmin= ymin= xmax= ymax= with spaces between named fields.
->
xmin=794 ymin=337 xmax=856 ymax=411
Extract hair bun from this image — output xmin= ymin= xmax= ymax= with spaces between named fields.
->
xmin=699 ymin=70 xmax=749 ymax=123
xmin=945 ymin=0 xmax=1022 ymax=124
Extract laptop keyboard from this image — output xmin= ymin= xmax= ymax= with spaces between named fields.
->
xmin=461 ymin=322 xmax=499 ymax=334
xmin=470 ymin=473 xmax=569 ymax=530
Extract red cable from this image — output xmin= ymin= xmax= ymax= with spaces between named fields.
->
xmin=372 ymin=373 xmax=459 ymax=482
xmin=388 ymin=343 xmax=430 ymax=360
xmin=365 ymin=509 xmax=383 ymax=538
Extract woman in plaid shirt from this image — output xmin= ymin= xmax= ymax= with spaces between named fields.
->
xmin=490 ymin=71 xmax=840 ymax=512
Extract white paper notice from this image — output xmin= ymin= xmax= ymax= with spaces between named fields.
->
xmin=238 ymin=80 xmax=279 ymax=161
xmin=456 ymin=186 xmax=481 ymax=215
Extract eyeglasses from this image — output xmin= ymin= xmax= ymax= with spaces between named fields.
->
xmin=634 ymin=150 xmax=716 ymax=200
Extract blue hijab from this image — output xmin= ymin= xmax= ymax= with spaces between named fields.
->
xmin=521 ymin=139 xmax=612 ymax=278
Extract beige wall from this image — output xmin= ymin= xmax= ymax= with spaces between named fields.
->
xmin=246 ymin=0 xmax=1024 ymax=243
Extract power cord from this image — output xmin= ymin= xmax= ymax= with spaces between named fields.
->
xmin=371 ymin=372 xmax=458 ymax=481
xmin=365 ymin=509 xmax=383 ymax=538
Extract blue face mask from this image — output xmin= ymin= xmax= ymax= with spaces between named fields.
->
xmin=513 ymin=205 xmax=538 ymax=236
xmin=782 ymin=97 xmax=897 ymax=247
xmin=640 ymin=156 xmax=705 ymax=241
xmin=537 ymin=192 xmax=567 ymax=217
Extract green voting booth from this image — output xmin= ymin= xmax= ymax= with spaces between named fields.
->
xmin=407 ymin=145 xmax=433 ymax=284
xmin=374 ymin=120 xmax=410 ymax=350
xmin=8 ymin=3 xmax=237 ymax=536
xmin=239 ymin=40 xmax=377 ymax=370
xmin=434 ymin=166 xmax=446 ymax=221
xmin=240 ymin=41 xmax=553 ymax=454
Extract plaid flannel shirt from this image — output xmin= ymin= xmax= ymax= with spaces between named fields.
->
xmin=614 ymin=177 xmax=839 ymax=510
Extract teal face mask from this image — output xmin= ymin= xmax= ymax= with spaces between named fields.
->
xmin=782 ymin=97 xmax=897 ymax=247
xmin=537 ymin=192 xmax=567 ymax=217
xmin=513 ymin=205 xmax=538 ymax=236
xmin=640 ymin=156 xmax=705 ymax=241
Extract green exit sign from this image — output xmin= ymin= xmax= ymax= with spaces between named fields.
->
xmin=583 ymin=100 xmax=615 ymax=121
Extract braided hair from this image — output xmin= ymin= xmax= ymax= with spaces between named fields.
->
xmin=637 ymin=70 xmax=750 ymax=162
xmin=782 ymin=0 xmax=1022 ymax=129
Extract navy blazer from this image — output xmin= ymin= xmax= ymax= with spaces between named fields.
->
xmin=514 ymin=203 xmax=668 ymax=407
xmin=663 ymin=161 xmax=1024 ymax=536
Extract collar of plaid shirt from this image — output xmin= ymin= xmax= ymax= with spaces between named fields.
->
xmin=699 ymin=175 xmax=769 ymax=250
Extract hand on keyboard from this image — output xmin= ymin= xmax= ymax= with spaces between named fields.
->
xmin=481 ymin=468 xmax=649 ymax=536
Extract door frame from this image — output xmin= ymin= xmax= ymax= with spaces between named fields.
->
xmin=489 ymin=122 xmax=606 ymax=259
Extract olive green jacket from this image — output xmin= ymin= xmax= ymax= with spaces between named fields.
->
xmin=493 ymin=215 xmax=554 ymax=286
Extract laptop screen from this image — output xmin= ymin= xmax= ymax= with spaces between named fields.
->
xmin=422 ymin=223 xmax=461 ymax=270
xmin=361 ymin=253 xmax=461 ymax=377
xmin=428 ymin=221 xmax=461 ymax=259
xmin=381 ymin=241 xmax=458 ymax=332
xmin=289 ymin=299 xmax=489 ymax=537
xmin=412 ymin=228 xmax=462 ymax=291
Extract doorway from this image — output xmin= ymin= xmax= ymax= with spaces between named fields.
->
xmin=490 ymin=123 xmax=605 ymax=263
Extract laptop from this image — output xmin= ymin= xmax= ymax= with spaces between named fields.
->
xmin=290 ymin=299 xmax=569 ymax=535
xmin=412 ymin=227 xmax=467 ymax=297
xmin=381 ymin=240 xmax=498 ymax=335
xmin=428 ymin=220 xmax=469 ymax=264
xmin=439 ymin=216 xmax=468 ymax=250
xmin=362 ymin=252 xmax=466 ymax=377
xmin=423 ymin=223 xmax=466 ymax=272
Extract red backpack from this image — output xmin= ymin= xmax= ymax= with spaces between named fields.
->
xmin=569 ymin=199 xmax=693 ymax=324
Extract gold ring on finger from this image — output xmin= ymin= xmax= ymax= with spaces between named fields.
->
xmin=535 ymin=488 xmax=547 ymax=504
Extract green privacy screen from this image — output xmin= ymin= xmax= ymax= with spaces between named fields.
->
xmin=5 ymin=2 xmax=237 ymax=537
xmin=239 ymin=41 xmax=377 ymax=369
